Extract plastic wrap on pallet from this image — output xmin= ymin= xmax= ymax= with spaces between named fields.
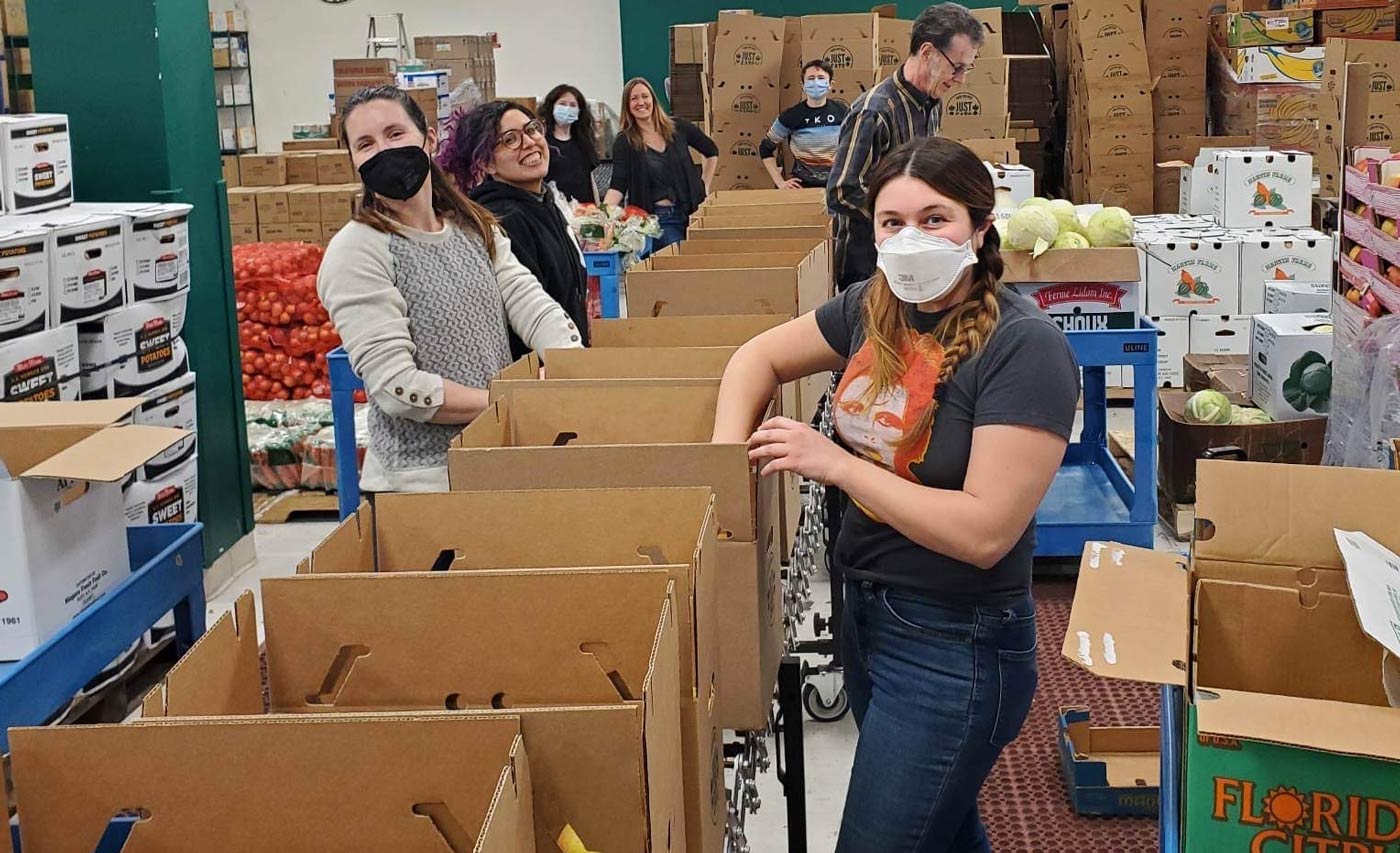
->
xmin=1323 ymin=313 xmax=1400 ymax=469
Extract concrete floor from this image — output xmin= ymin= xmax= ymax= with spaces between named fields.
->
xmin=205 ymin=406 xmax=1163 ymax=851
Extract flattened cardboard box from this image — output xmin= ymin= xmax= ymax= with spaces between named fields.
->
xmin=12 ymin=712 xmax=536 ymax=853
xmin=182 ymin=569 xmax=691 ymax=853
xmin=1064 ymin=461 xmax=1400 ymax=853
xmin=453 ymin=381 xmax=781 ymax=729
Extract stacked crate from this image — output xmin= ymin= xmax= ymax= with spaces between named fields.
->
xmin=228 ymin=152 xmax=361 ymax=247
xmin=413 ymin=34 xmax=497 ymax=101
xmin=669 ymin=23 xmax=713 ymax=122
xmin=1208 ymin=7 xmax=1326 ymax=160
xmin=940 ymin=8 xmax=1011 ymax=141
xmin=1146 ymin=0 xmax=1211 ymax=163
xmin=710 ymin=13 xmax=786 ymax=191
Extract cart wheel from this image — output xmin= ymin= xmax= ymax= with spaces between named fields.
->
xmin=802 ymin=681 xmax=850 ymax=723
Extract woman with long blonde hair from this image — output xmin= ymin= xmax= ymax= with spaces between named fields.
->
xmin=603 ymin=77 xmax=718 ymax=249
xmin=713 ymin=136 xmax=1079 ymax=851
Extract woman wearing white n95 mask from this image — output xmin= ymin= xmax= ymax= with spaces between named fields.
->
xmin=712 ymin=136 xmax=1079 ymax=851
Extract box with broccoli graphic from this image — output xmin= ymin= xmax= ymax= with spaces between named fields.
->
xmin=1142 ymin=235 xmax=1242 ymax=316
xmin=1250 ymin=313 xmax=1332 ymax=422
xmin=1211 ymin=150 xmax=1313 ymax=229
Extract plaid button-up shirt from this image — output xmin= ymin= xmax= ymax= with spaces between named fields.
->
xmin=826 ymin=67 xmax=942 ymax=290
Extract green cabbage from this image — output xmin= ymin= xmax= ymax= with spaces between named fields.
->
xmin=1230 ymin=405 xmax=1273 ymax=425
xmin=1085 ymin=206 xmax=1135 ymax=247
xmin=1048 ymin=199 xmax=1085 ymax=236
xmin=1052 ymin=231 xmax=1090 ymax=250
xmin=1006 ymin=205 xmax=1059 ymax=251
xmin=1184 ymin=390 xmax=1233 ymax=425
xmin=1019 ymin=197 xmax=1053 ymax=209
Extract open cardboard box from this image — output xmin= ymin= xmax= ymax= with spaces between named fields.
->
xmin=142 ymin=569 xmax=685 ymax=853
xmin=624 ymin=241 xmax=830 ymax=321
xmin=1157 ymin=389 xmax=1325 ymax=506
xmin=505 ymin=347 xmax=738 ymax=382
xmin=451 ymin=381 xmax=782 ymax=730
xmin=590 ymin=315 xmax=788 ymax=348
xmin=1065 ymin=461 xmax=1400 ymax=853
xmin=1057 ymin=706 xmax=1159 ymax=817
xmin=706 ymin=188 xmax=825 ymax=205
xmin=0 ymin=401 xmax=187 ymax=661
xmin=12 ymin=712 xmax=534 ymax=853
xmin=689 ymin=208 xmax=830 ymax=228
xmin=1000 ymin=247 xmax=1142 ymax=334
xmin=686 ymin=222 xmax=833 ymax=242
xmin=650 ymin=237 xmax=827 ymax=258
xmin=297 ymin=490 xmax=723 ymax=853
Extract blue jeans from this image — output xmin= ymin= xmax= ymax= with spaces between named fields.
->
xmin=837 ymin=580 xmax=1038 ymax=853
xmin=653 ymin=205 xmax=688 ymax=250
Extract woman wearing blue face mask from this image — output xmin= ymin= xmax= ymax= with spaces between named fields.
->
xmin=760 ymin=59 xmax=851 ymax=190
xmin=541 ymin=84 xmax=600 ymax=204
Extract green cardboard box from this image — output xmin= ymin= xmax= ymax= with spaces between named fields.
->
xmin=1065 ymin=460 xmax=1400 ymax=853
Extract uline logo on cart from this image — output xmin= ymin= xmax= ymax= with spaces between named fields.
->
xmin=729 ymin=139 xmax=759 ymax=157
xmin=1211 ymin=778 xmax=1400 ymax=853
xmin=946 ymin=93 xmax=983 ymax=116
xmin=731 ymin=94 xmax=763 ymax=113
xmin=137 ymin=318 xmax=173 ymax=371
xmin=824 ymin=45 xmax=854 ymax=69
xmin=3 ymin=355 xmax=58 ymax=402
xmin=1032 ymin=284 xmax=1128 ymax=311
xmin=733 ymin=42 xmax=764 ymax=66
xmin=148 ymin=485 xmax=186 ymax=524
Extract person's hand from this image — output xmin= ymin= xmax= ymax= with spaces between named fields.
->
xmin=748 ymin=416 xmax=851 ymax=485
xmin=780 ymin=178 xmax=804 ymax=190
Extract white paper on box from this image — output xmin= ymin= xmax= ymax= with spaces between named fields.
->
xmin=0 ymin=114 xmax=74 ymax=214
xmin=1149 ymin=314 xmax=1190 ymax=388
xmin=0 ymin=324 xmax=79 ymax=402
xmin=1210 ymin=150 xmax=1313 ymax=229
xmin=1249 ymin=312 xmax=1332 ymax=422
xmin=133 ymin=371 xmax=197 ymax=479
xmin=1189 ymin=314 xmax=1252 ymax=356
xmin=122 ymin=453 xmax=198 ymax=525
xmin=0 ymin=227 xmax=51 ymax=342
xmin=77 ymin=290 xmax=188 ymax=400
xmin=1333 ymin=530 xmax=1400 ymax=659
xmin=1264 ymin=281 xmax=1331 ymax=314
xmin=69 ymin=202 xmax=193 ymax=301
xmin=1237 ymin=230 xmax=1333 ymax=314
xmin=1142 ymin=236 xmax=1242 ymax=316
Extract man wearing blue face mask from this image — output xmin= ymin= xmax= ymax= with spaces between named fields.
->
xmin=760 ymin=60 xmax=850 ymax=190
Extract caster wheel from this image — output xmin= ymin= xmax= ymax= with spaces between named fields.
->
xmin=802 ymin=681 xmax=850 ymax=723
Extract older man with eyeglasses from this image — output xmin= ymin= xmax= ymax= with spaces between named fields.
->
xmin=827 ymin=3 xmax=986 ymax=291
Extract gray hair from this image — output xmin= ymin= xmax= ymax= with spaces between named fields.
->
xmin=909 ymin=3 xmax=986 ymax=56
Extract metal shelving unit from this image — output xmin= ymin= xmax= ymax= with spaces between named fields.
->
xmin=212 ymin=30 xmax=256 ymax=154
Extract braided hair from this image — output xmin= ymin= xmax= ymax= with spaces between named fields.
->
xmin=859 ymin=136 xmax=1004 ymax=444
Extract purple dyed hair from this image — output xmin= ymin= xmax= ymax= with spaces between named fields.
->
xmin=437 ymin=100 xmax=535 ymax=193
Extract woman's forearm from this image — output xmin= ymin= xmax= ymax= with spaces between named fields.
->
xmin=428 ymin=380 xmax=491 ymax=425
xmin=701 ymin=156 xmax=719 ymax=194
xmin=762 ymin=157 xmax=786 ymax=189
xmin=832 ymin=459 xmax=1013 ymax=570
xmin=713 ymin=342 xmax=781 ymax=443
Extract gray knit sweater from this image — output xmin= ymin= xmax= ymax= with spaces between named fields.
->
xmin=318 ymin=218 xmax=582 ymax=492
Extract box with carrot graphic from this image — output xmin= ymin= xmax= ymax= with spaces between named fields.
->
xmin=1235 ymin=229 xmax=1334 ymax=313
xmin=1211 ymin=150 xmax=1314 ymax=228
xmin=1143 ymin=234 xmax=1242 ymax=316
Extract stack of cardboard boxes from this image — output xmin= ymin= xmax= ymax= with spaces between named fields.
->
xmin=709 ymin=13 xmax=787 ymax=191
xmin=1005 ymin=10 xmax=1056 ymax=183
xmin=1146 ymin=0 xmax=1211 ymax=164
xmin=1319 ymin=39 xmax=1400 ymax=198
xmin=0 ymin=113 xmax=199 ymax=532
xmin=227 ymin=152 xmax=361 ymax=247
xmin=330 ymin=57 xmax=450 ymax=135
xmin=941 ymin=9 xmax=1011 ymax=141
xmin=413 ymin=33 xmax=497 ymax=102
xmin=1065 ymin=0 xmax=1156 ymax=213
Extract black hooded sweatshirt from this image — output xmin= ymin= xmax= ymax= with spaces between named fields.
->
xmin=468 ymin=179 xmax=590 ymax=358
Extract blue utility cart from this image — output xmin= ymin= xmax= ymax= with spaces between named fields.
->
xmin=4 ymin=523 xmax=206 ymax=851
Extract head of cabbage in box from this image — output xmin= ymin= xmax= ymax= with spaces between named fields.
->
xmin=711 ymin=135 xmax=1081 ymax=845
xmin=1001 ymin=197 xmax=1134 ymax=255
xmin=316 ymin=85 xmax=583 ymax=493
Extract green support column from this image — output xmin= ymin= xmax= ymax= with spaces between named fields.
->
xmin=28 ymin=1 xmax=254 ymax=563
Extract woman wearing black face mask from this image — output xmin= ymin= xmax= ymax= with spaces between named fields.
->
xmin=317 ymin=86 xmax=583 ymax=494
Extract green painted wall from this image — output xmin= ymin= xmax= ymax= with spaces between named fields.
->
xmin=619 ymin=0 xmax=1018 ymax=108
xmin=29 ymin=0 xmax=254 ymax=564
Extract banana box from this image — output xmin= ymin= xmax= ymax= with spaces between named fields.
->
xmin=1222 ymin=43 xmax=1326 ymax=83
xmin=1317 ymin=5 xmax=1398 ymax=40
xmin=1210 ymin=149 xmax=1314 ymax=228
xmin=1214 ymin=10 xmax=1315 ymax=46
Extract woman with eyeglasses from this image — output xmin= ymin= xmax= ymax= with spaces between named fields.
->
xmin=439 ymin=100 xmax=591 ymax=358
xmin=542 ymin=84 xmax=601 ymax=204
xmin=318 ymin=87 xmax=582 ymax=494
xmin=604 ymin=77 xmax=718 ymax=250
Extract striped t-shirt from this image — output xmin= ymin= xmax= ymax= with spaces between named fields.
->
xmin=759 ymin=100 xmax=851 ymax=188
